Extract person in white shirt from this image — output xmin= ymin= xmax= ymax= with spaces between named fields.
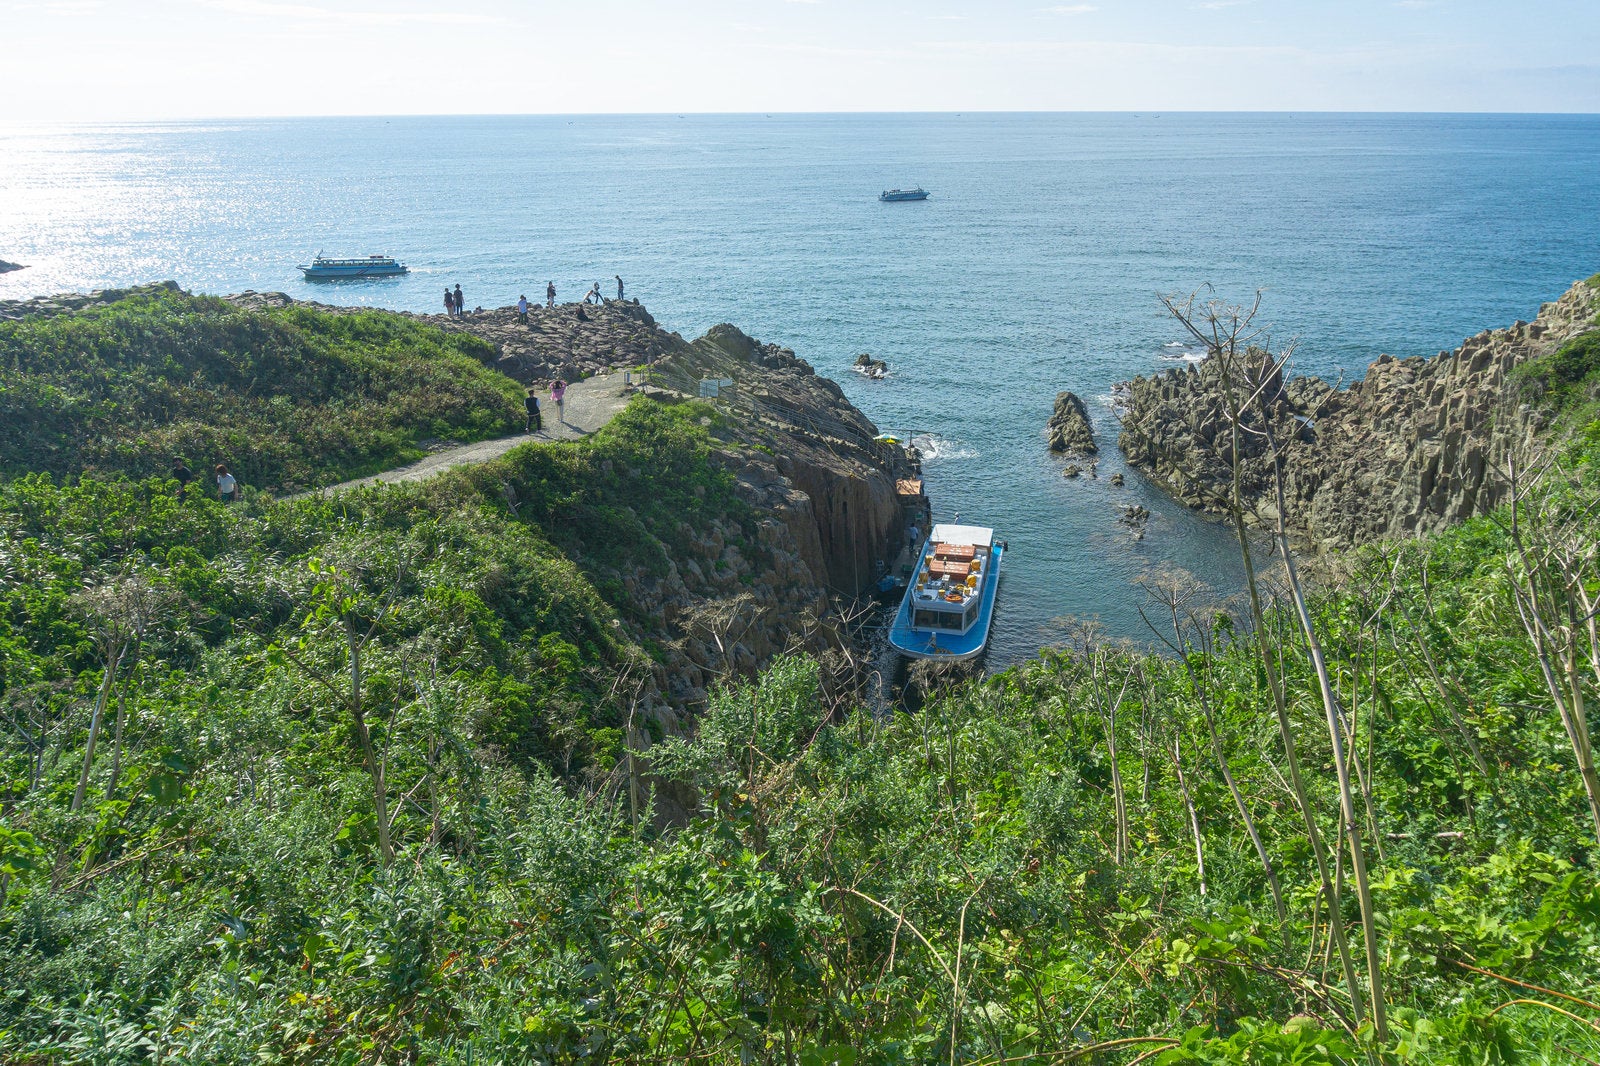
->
xmin=518 ymin=294 xmax=529 ymax=324
xmin=215 ymin=463 xmax=239 ymax=503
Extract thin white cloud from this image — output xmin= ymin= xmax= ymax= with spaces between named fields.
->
xmin=1039 ymin=4 xmax=1098 ymax=13
xmin=2 ymin=0 xmax=105 ymax=11
xmin=196 ymin=0 xmax=497 ymax=26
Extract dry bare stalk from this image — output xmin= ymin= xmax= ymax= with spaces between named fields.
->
xmin=1163 ymin=289 xmax=1365 ymax=1024
xmin=1258 ymin=402 xmax=1388 ymax=1043
xmin=1170 ymin=729 xmax=1206 ymax=896
xmin=1082 ymin=633 xmax=1134 ymax=865
xmin=1500 ymin=456 xmax=1600 ymax=841
xmin=70 ymin=572 xmax=169 ymax=812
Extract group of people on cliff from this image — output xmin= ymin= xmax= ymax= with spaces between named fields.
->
xmin=513 ymin=276 xmax=625 ymax=322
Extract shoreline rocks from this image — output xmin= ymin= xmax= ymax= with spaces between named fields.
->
xmin=1114 ymin=276 xmax=1600 ymax=552
xmin=0 ymin=260 xmax=24 ymax=274
xmin=1046 ymin=390 xmax=1098 ymax=457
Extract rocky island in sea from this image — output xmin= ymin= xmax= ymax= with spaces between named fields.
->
xmin=3 ymin=275 xmax=1600 ymax=1061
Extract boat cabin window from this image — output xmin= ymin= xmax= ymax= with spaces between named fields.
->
xmin=965 ymin=604 xmax=977 ymax=627
xmin=913 ymin=608 xmax=964 ymax=630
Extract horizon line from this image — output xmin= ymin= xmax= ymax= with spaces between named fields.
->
xmin=5 ymin=108 xmax=1599 ymax=126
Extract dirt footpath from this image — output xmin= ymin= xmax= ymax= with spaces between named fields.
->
xmin=304 ymin=371 xmax=637 ymax=497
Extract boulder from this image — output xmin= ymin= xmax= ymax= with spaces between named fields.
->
xmin=0 ymin=259 xmax=24 ymax=274
xmin=1046 ymin=390 xmax=1098 ymax=456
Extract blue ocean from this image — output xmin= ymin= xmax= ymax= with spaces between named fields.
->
xmin=3 ymin=113 xmax=1598 ymax=664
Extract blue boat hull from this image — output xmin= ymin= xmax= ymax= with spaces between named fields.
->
xmin=301 ymin=265 xmax=408 ymax=279
xmin=887 ymin=541 xmax=1003 ymax=661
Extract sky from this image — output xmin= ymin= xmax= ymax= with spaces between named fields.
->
xmin=6 ymin=0 xmax=1598 ymax=120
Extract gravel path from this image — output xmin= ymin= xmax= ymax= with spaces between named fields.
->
xmin=303 ymin=371 xmax=637 ymax=497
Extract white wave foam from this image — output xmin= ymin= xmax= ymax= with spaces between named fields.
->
xmin=911 ymin=433 xmax=977 ymax=462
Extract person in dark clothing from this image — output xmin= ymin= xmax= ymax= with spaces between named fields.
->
xmin=546 ymin=281 xmax=555 ymax=307
xmin=525 ymin=389 xmax=542 ymax=433
xmin=171 ymin=458 xmax=194 ymax=499
xmin=444 ymin=288 xmax=455 ymax=316
xmin=453 ymin=284 xmax=465 ymax=317
xmin=615 ymin=275 xmax=624 ymax=301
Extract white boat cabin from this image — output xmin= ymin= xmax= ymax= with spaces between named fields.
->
xmin=909 ymin=524 xmax=994 ymax=635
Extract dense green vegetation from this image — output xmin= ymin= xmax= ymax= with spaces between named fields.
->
xmin=0 ymin=287 xmax=522 ymax=492
xmin=4 ymin=293 xmax=1600 ymax=1063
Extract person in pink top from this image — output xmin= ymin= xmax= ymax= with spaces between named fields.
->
xmin=551 ymin=379 xmax=567 ymax=422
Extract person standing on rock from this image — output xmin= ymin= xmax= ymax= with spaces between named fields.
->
xmin=518 ymin=294 xmax=529 ymax=324
xmin=453 ymin=284 xmax=465 ymax=317
xmin=524 ymin=388 xmax=542 ymax=433
xmin=546 ymin=281 xmax=555 ymax=307
xmin=443 ymin=287 xmax=455 ymax=317
xmin=551 ymin=379 xmax=567 ymax=422
xmin=585 ymin=282 xmax=602 ymax=305
xmin=615 ymin=275 xmax=624 ymax=301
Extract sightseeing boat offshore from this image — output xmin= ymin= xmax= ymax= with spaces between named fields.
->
xmin=879 ymin=187 xmax=929 ymax=202
xmin=888 ymin=523 xmax=1005 ymax=661
xmin=299 ymin=253 xmax=410 ymax=279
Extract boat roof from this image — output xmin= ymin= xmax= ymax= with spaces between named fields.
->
xmin=929 ymin=523 xmax=993 ymax=548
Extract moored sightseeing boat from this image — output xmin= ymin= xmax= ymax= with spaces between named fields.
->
xmin=888 ymin=523 xmax=1005 ymax=661
xmin=299 ymin=253 xmax=409 ymax=280
xmin=879 ymin=187 xmax=929 ymax=202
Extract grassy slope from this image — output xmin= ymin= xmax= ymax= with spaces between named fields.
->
xmin=0 ymin=287 xmax=523 ymax=493
xmin=2 ymin=296 xmax=1600 ymax=1062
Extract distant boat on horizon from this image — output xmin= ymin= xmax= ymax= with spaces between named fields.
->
xmin=879 ymin=187 xmax=929 ymax=202
xmin=299 ymin=253 xmax=409 ymax=280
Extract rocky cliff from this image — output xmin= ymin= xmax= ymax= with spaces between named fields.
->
xmin=483 ymin=319 xmax=916 ymax=718
xmin=1116 ymin=277 xmax=1600 ymax=551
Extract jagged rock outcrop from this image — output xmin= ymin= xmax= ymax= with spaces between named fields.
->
xmin=852 ymin=353 xmax=889 ymax=378
xmin=0 ymin=260 xmax=23 ymax=274
xmin=688 ymin=324 xmax=908 ymax=598
xmin=1047 ymin=390 xmax=1097 ymax=456
xmin=225 ymin=291 xmax=674 ymax=384
xmin=1116 ymin=277 xmax=1600 ymax=552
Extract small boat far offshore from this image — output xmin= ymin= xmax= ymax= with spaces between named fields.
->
xmin=888 ymin=523 xmax=1005 ymax=661
xmin=299 ymin=253 xmax=409 ymax=280
xmin=879 ymin=187 xmax=929 ymax=202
